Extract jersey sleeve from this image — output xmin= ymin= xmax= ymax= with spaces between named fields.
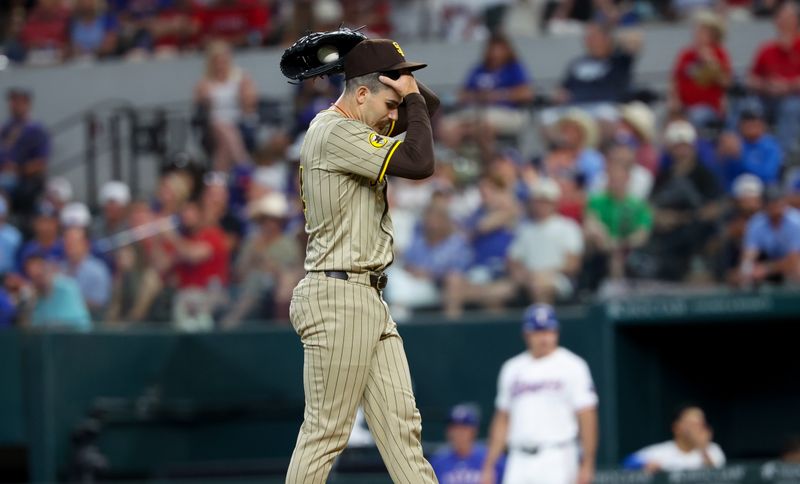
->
xmin=495 ymin=360 xmax=515 ymax=411
xmin=325 ymin=118 xmax=402 ymax=183
xmin=568 ymin=358 xmax=598 ymax=411
xmin=708 ymin=443 xmax=726 ymax=467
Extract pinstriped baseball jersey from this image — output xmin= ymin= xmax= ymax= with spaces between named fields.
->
xmin=299 ymin=108 xmax=403 ymax=272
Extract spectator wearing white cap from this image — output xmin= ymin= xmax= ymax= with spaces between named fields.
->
xmin=220 ymin=192 xmax=302 ymax=327
xmin=0 ymin=195 xmax=22 ymax=275
xmin=92 ymin=180 xmax=131 ymax=239
xmin=714 ymin=174 xmax=764 ymax=284
xmin=60 ymin=201 xmax=92 ymax=229
xmin=508 ymin=178 xmax=584 ymax=304
xmin=60 ymin=227 xmax=112 ymax=319
xmin=646 ymin=120 xmax=722 ymax=281
xmin=45 ymin=176 xmax=73 ymax=212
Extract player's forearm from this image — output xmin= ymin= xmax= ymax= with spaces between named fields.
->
xmin=384 ymin=93 xmax=435 ymax=180
xmin=577 ymin=408 xmax=598 ymax=468
xmin=484 ymin=411 xmax=509 ymax=467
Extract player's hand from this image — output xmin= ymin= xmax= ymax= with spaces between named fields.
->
xmin=577 ymin=464 xmax=594 ymax=484
xmin=379 ymin=73 xmax=420 ymax=98
xmin=479 ymin=465 xmax=496 ymax=484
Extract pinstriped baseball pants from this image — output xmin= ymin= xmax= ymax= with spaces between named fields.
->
xmin=285 ymin=272 xmax=438 ymax=484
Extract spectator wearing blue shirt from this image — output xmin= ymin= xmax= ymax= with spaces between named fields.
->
xmin=385 ymin=196 xmax=471 ymax=320
xmin=443 ymin=175 xmax=519 ymax=319
xmin=431 ymin=404 xmax=505 ymax=484
xmin=0 ymin=196 xmax=22 ymax=275
xmin=715 ymin=106 xmax=783 ymax=193
xmin=0 ymin=285 xmax=16 ymax=328
xmin=23 ymin=253 xmax=91 ymax=331
xmin=61 ymin=227 xmax=112 ymax=320
xmin=0 ymin=88 xmax=50 ymax=217
xmin=739 ymin=186 xmax=800 ymax=286
xmin=69 ymin=0 xmax=120 ymax=58
xmin=440 ymin=34 xmax=534 ymax=158
xmin=17 ymin=202 xmax=64 ymax=271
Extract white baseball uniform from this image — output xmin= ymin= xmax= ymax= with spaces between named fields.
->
xmin=495 ymin=347 xmax=598 ymax=484
xmin=631 ymin=440 xmax=726 ymax=471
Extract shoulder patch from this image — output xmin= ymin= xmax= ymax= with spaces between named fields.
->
xmin=369 ymin=132 xmax=388 ymax=148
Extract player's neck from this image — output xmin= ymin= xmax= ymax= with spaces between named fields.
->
xmin=332 ymin=95 xmax=358 ymax=121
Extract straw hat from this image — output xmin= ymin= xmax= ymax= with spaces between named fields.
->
xmin=620 ymin=101 xmax=656 ymax=142
xmin=558 ymin=109 xmax=598 ymax=148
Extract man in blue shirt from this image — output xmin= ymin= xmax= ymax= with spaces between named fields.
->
xmin=716 ymin=106 xmax=783 ymax=192
xmin=0 ymin=88 xmax=50 ymax=217
xmin=0 ymin=196 xmax=22 ymax=274
xmin=430 ymin=404 xmax=504 ymax=484
xmin=23 ymin=252 xmax=90 ymax=331
xmin=739 ymin=186 xmax=800 ymax=286
xmin=17 ymin=202 xmax=64 ymax=270
xmin=61 ymin=227 xmax=111 ymax=319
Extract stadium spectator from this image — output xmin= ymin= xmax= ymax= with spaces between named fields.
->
xmin=386 ymin=195 xmax=471 ymax=319
xmin=508 ymin=178 xmax=584 ymax=304
xmin=670 ymin=11 xmax=731 ymax=127
xmin=715 ymin=104 xmax=783 ymax=192
xmin=714 ymin=174 xmax=763 ymax=284
xmin=747 ymin=2 xmax=800 ymax=155
xmin=22 ymin=252 xmax=91 ymax=330
xmin=439 ymin=34 xmax=534 ymax=158
xmin=431 ymin=403 xmax=505 ymax=483
xmin=200 ymin=171 xmax=244 ymax=254
xmin=60 ymin=227 xmax=111 ymax=319
xmin=220 ymin=192 xmax=301 ymax=327
xmin=647 ymin=120 xmax=722 ymax=281
xmin=0 ymin=196 xmax=22 ymax=275
xmin=543 ymin=109 xmax=605 ymax=193
xmin=593 ymin=143 xmax=654 ymax=201
xmin=105 ymin=200 xmax=164 ymax=324
xmin=0 ymin=283 xmax=15 ymax=327
xmin=193 ymin=0 xmax=269 ymax=48
xmin=43 ymin=177 xmax=74 ymax=213
xmin=194 ymin=40 xmax=258 ymax=171
xmin=92 ymin=180 xmax=131 ymax=239
xmin=160 ymin=200 xmax=229 ymax=331
xmin=739 ymin=186 xmax=800 ymax=286
xmin=616 ymin=101 xmax=659 ymax=176
xmin=68 ymin=0 xmax=119 ymax=59
xmin=788 ymin=177 xmax=800 ymax=210
xmin=584 ymin=146 xmax=652 ymax=288
xmin=154 ymin=170 xmax=192 ymax=217
xmin=443 ymin=174 xmax=520 ymax=319
xmin=16 ymin=0 xmax=71 ymax=64
xmin=0 ymin=88 xmax=50 ymax=218
xmin=17 ymin=202 xmax=63 ymax=270
xmin=552 ymin=23 xmax=643 ymax=108
xmin=113 ymin=0 xmax=197 ymax=57
xmin=624 ymin=405 xmax=725 ymax=472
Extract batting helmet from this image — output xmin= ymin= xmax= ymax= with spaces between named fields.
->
xmin=522 ymin=304 xmax=559 ymax=332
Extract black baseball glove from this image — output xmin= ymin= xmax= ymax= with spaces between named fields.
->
xmin=280 ymin=28 xmax=367 ymax=82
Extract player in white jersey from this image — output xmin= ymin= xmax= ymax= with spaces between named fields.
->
xmin=480 ymin=304 xmax=598 ymax=484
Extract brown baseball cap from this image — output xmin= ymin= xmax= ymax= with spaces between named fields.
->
xmin=344 ymin=39 xmax=427 ymax=80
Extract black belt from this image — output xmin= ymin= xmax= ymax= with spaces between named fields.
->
xmin=323 ymin=270 xmax=388 ymax=290
xmin=512 ymin=441 xmax=575 ymax=456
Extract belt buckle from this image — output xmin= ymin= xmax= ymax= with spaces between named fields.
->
xmin=376 ymin=272 xmax=388 ymax=290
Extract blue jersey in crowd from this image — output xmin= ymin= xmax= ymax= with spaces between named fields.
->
xmin=464 ymin=61 xmax=530 ymax=108
xmin=430 ymin=444 xmax=505 ymax=484
xmin=744 ymin=207 xmax=800 ymax=260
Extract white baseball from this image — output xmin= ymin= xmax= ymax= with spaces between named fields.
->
xmin=317 ymin=46 xmax=339 ymax=64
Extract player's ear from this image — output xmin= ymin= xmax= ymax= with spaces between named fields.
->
xmin=356 ymin=85 xmax=369 ymax=105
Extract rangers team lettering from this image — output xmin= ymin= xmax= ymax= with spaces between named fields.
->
xmin=510 ymin=379 xmax=564 ymax=399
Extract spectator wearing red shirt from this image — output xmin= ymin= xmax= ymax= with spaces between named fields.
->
xmin=18 ymin=0 xmax=71 ymax=64
xmin=192 ymin=0 xmax=269 ymax=48
xmin=747 ymin=2 xmax=800 ymax=155
xmin=163 ymin=200 xmax=230 ymax=331
xmin=670 ymin=11 xmax=731 ymax=128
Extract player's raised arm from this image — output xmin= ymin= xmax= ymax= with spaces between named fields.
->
xmin=383 ymin=81 xmax=440 ymax=136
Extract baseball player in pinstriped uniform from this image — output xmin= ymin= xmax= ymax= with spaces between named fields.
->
xmin=285 ymin=39 xmax=440 ymax=483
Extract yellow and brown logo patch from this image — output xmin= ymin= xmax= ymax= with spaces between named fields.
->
xmin=369 ymin=132 xmax=388 ymax=148
xmin=392 ymin=42 xmax=405 ymax=57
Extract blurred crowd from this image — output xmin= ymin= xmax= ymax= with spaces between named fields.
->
xmin=3 ymin=1 xmax=800 ymax=329
xmin=0 ymin=0 xmax=792 ymax=66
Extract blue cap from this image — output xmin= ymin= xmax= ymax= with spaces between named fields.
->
xmin=522 ymin=304 xmax=560 ymax=332
xmin=448 ymin=404 xmax=480 ymax=427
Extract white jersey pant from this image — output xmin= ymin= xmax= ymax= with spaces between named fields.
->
xmin=502 ymin=445 xmax=578 ymax=484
